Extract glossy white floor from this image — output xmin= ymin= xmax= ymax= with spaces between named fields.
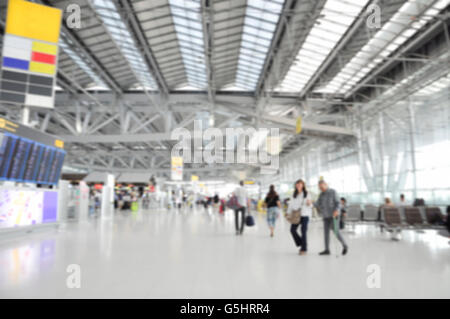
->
xmin=0 ymin=207 xmax=449 ymax=299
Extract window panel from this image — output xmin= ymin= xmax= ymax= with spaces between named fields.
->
xmin=92 ymin=0 xmax=157 ymax=89
xmin=231 ymin=0 xmax=284 ymax=90
xmin=276 ymin=0 xmax=370 ymax=93
xmin=168 ymin=0 xmax=207 ymax=89
xmin=317 ymin=0 xmax=448 ymax=95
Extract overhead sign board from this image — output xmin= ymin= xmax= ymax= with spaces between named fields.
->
xmin=0 ymin=116 xmax=65 ymax=185
xmin=171 ymin=156 xmax=183 ymax=181
xmin=0 ymin=0 xmax=62 ymax=108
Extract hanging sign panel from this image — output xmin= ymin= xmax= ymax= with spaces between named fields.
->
xmin=171 ymin=156 xmax=183 ymax=181
xmin=296 ymin=116 xmax=302 ymax=134
xmin=0 ymin=0 xmax=62 ymax=108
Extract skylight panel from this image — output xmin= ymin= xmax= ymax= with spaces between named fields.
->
xmin=275 ymin=0 xmax=370 ymax=93
xmin=59 ymin=36 xmax=107 ymax=89
xmin=168 ymin=0 xmax=207 ymax=89
xmin=413 ymin=74 xmax=450 ymax=97
xmin=234 ymin=0 xmax=285 ymax=90
xmin=91 ymin=0 xmax=157 ymax=89
xmin=316 ymin=0 xmax=449 ymax=96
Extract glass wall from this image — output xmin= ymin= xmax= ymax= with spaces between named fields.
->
xmin=267 ymin=75 xmax=449 ymax=207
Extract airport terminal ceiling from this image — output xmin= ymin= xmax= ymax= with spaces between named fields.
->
xmin=0 ymin=0 xmax=448 ymax=186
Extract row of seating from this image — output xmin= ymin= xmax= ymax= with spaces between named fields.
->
xmin=344 ymin=204 xmax=446 ymax=230
xmin=345 ymin=204 xmax=380 ymax=222
xmin=381 ymin=206 xmax=445 ymax=231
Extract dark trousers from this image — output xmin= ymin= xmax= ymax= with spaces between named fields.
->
xmin=234 ymin=207 xmax=246 ymax=234
xmin=339 ymin=213 xmax=345 ymax=229
xmin=290 ymin=216 xmax=309 ymax=251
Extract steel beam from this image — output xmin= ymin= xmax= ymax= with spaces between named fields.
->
xmin=255 ymin=0 xmax=295 ymax=97
xmin=345 ymin=11 xmax=445 ymax=99
xmin=60 ymin=132 xmax=174 ymax=143
xmin=201 ymin=0 xmax=215 ymax=104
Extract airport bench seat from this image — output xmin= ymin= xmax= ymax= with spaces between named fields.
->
xmin=346 ymin=205 xmax=362 ymax=222
xmin=404 ymin=207 xmax=425 ymax=228
xmin=363 ymin=204 xmax=380 ymax=222
xmin=425 ymin=207 xmax=445 ymax=226
xmin=380 ymin=207 xmax=404 ymax=237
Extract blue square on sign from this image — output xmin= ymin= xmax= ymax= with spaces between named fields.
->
xmin=2 ymin=57 xmax=29 ymax=71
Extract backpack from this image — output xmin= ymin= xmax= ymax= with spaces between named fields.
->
xmin=226 ymin=195 xmax=241 ymax=210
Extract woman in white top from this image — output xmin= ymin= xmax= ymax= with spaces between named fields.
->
xmin=287 ymin=179 xmax=312 ymax=255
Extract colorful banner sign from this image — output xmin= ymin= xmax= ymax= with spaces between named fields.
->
xmin=171 ymin=156 xmax=183 ymax=181
xmin=0 ymin=0 xmax=62 ymax=108
xmin=0 ymin=189 xmax=58 ymax=228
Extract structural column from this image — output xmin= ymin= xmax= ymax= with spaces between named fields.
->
xmin=407 ymin=104 xmax=418 ymax=200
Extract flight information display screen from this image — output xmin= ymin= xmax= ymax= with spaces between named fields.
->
xmin=0 ymin=117 xmax=65 ymax=185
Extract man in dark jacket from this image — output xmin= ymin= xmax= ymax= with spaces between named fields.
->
xmin=315 ymin=180 xmax=348 ymax=256
xmin=446 ymin=206 xmax=450 ymax=232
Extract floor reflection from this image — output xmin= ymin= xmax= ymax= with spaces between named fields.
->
xmin=0 ymin=239 xmax=55 ymax=286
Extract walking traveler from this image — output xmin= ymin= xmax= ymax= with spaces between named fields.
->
xmin=264 ymin=185 xmax=281 ymax=237
xmin=287 ymin=179 xmax=312 ymax=255
xmin=315 ymin=180 xmax=348 ymax=256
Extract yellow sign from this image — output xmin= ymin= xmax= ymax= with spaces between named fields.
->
xmin=29 ymin=61 xmax=56 ymax=75
xmin=244 ymin=180 xmax=255 ymax=185
xmin=191 ymin=175 xmax=199 ymax=182
xmin=54 ymin=139 xmax=64 ymax=148
xmin=6 ymin=0 xmax=62 ymax=44
xmin=171 ymin=156 xmax=183 ymax=181
xmin=32 ymin=41 xmax=58 ymax=55
xmin=0 ymin=118 xmax=17 ymax=132
xmin=296 ymin=116 xmax=302 ymax=134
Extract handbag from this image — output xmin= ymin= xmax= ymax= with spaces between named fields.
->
xmin=286 ymin=209 xmax=301 ymax=224
xmin=286 ymin=196 xmax=304 ymax=224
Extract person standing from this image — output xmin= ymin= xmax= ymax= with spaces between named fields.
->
xmin=399 ymin=194 xmax=408 ymax=207
xmin=446 ymin=206 xmax=450 ymax=232
xmin=315 ymin=180 xmax=348 ymax=256
xmin=339 ymin=197 xmax=347 ymax=229
xmin=213 ymin=193 xmax=220 ymax=213
xmin=264 ymin=185 xmax=281 ymax=237
xmin=288 ymin=180 xmax=312 ymax=255
xmin=234 ymin=181 xmax=249 ymax=235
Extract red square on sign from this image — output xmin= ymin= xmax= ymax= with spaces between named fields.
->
xmin=31 ymin=51 xmax=56 ymax=64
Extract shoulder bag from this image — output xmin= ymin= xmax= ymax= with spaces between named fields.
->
xmin=286 ymin=196 xmax=304 ymax=224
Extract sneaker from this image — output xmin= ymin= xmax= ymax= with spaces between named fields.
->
xmin=342 ymin=246 xmax=348 ymax=255
xmin=319 ymin=250 xmax=330 ymax=256
xmin=299 ymin=251 xmax=307 ymax=256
